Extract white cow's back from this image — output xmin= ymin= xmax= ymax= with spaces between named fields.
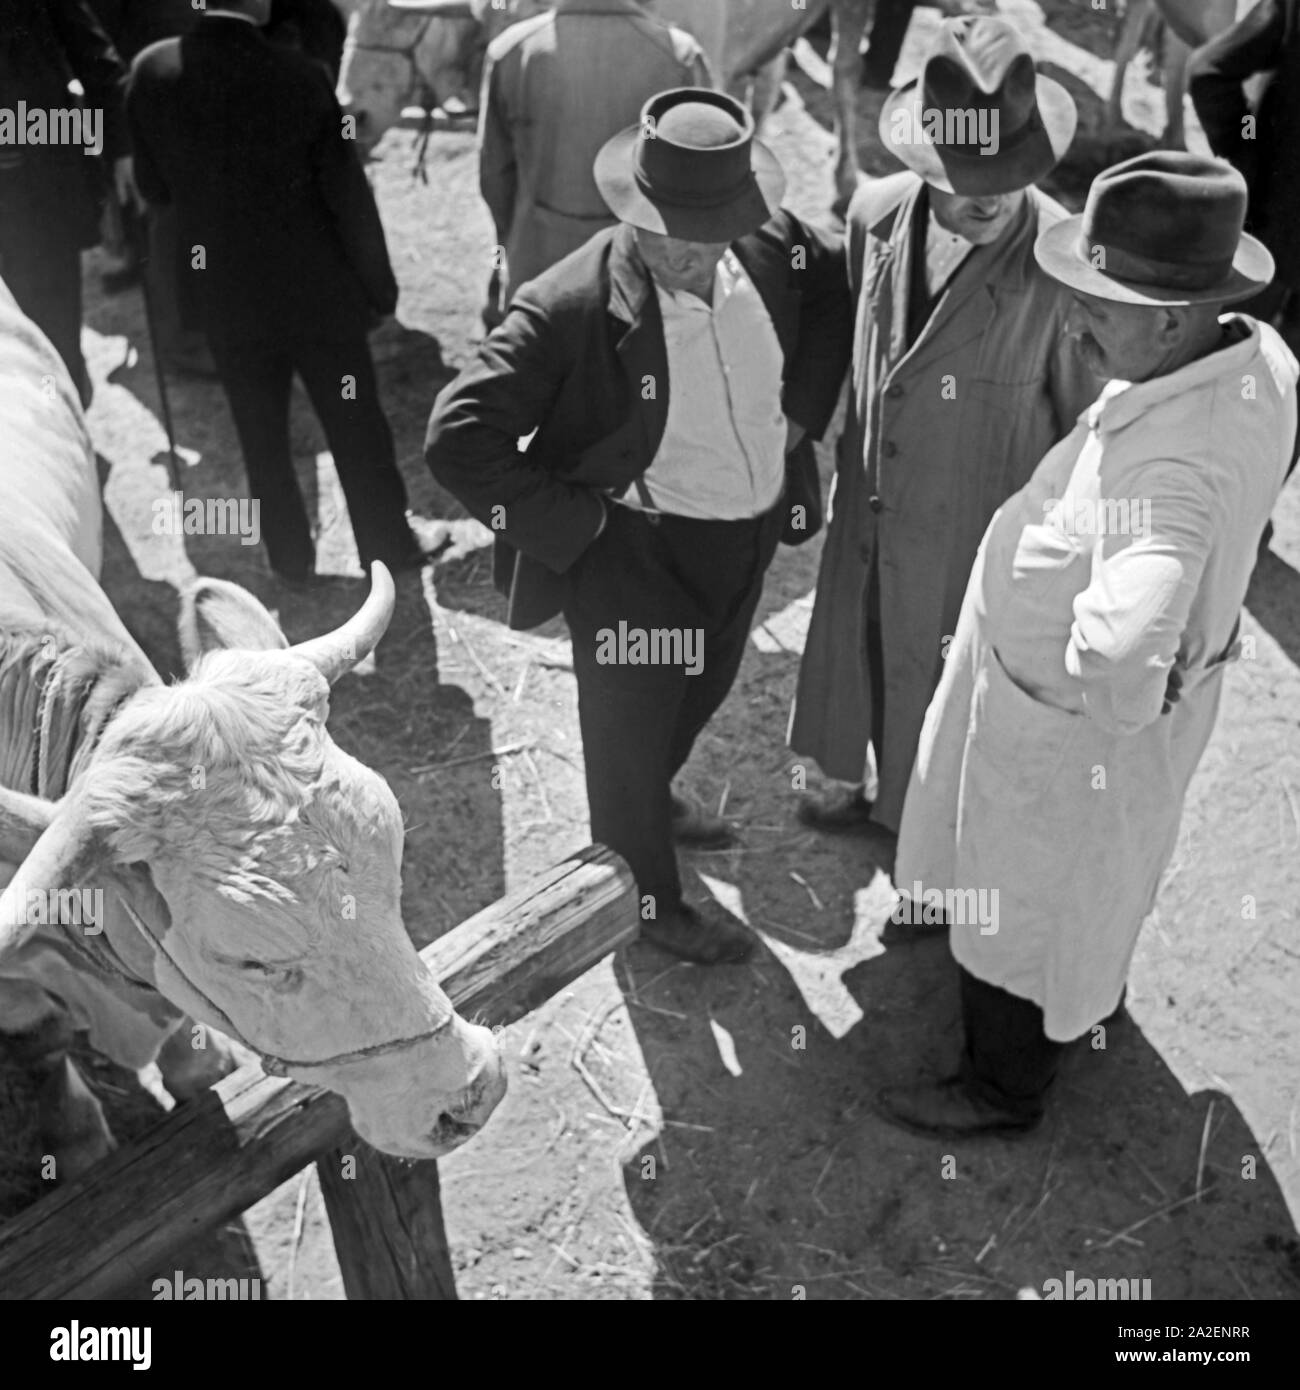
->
xmin=0 ymin=276 xmax=102 ymax=580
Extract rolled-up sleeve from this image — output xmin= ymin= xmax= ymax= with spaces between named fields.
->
xmin=1065 ymin=466 xmax=1217 ymax=735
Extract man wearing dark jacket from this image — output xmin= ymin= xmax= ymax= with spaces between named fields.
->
xmin=1189 ymin=0 xmax=1300 ymax=357
xmin=0 ymin=0 xmax=135 ymax=405
xmin=427 ymin=90 xmax=851 ymax=964
xmin=126 ymin=0 xmax=433 ymax=581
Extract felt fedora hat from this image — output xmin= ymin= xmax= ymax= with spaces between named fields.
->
xmin=594 ymin=88 xmax=785 ymax=243
xmin=1035 ymin=151 xmax=1274 ymax=306
xmin=880 ymin=14 xmax=1077 ymax=196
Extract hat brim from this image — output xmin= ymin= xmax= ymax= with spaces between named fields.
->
xmin=878 ymin=74 xmax=1077 ymax=196
xmin=593 ymin=124 xmax=786 ymax=242
xmin=1034 ymin=216 xmax=1276 ymax=306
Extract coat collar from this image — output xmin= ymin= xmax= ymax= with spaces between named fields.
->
xmin=882 ymin=186 xmax=1042 ymax=376
xmin=607 ymin=223 xmax=653 ymax=330
xmin=1087 ymin=315 xmax=1264 ymax=435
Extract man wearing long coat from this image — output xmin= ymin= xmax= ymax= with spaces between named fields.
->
xmin=789 ymin=15 xmax=1096 ymax=839
xmin=879 ymin=152 xmax=1298 ymax=1137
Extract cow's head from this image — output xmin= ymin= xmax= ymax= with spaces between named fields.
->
xmin=0 ymin=567 xmax=505 ymax=1159
xmin=338 ymin=0 xmax=545 ymax=154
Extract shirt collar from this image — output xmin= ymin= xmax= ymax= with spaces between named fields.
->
xmin=204 ymin=10 xmax=260 ymax=24
xmin=1087 ymin=315 xmax=1260 ymax=434
xmin=653 ymin=249 xmax=744 ymax=311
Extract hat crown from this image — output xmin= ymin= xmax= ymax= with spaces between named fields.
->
xmin=1081 ymin=151 xmax=1249 ymax=289
xmin=923 ymin=16 xmax=1041 ymax=134
xmin=655 ymin=102 xmax=748 ymax=151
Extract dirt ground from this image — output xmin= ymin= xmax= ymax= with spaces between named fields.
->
xmin=1 ymin=1 xmax=1298 ymax=1301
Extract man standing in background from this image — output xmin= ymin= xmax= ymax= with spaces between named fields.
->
xmin=477 ymin=0 xmax=710 ymax=323
xmin=127 ymin=0 xmax=442 ymax=582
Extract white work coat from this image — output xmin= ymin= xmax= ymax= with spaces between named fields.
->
xmin=895 ymin=317 xmax=1299 ymax=1040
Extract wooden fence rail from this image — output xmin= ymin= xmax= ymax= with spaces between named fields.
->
xmin=0 ymin=846 xmax=636 ymax=1300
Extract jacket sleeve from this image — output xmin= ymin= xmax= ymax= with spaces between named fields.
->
xmin=49 ymin=0 xmax=130 ymax=160
xmin=308 ymin=70 xmax=398 ymax=316
xmin=1064 ymin=464 xmax=1217 ymax=736
xmin=425 ymin=290 xmax=606 ymax=575
xmin=782 ymin=213 xmax=852 ymax=439
xmin=1187 ymin=0 xmax=1285 ymax=187
xmin=477 ymin=53 xmax=517 ymax=249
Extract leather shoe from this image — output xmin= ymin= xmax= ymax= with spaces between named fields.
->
xmin=873 ymin=1077 xmax=1041 ymax=1139
xmin=639 ymin=897 xmax=756 ymax=964
xmin=796 ymin=784 xmax=874 ymax=833
xmin=670 ymin=792 xmax=736 ymax=847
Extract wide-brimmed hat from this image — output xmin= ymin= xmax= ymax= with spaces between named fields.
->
xmin=1035 ymin=151 xmax=1274 ymax=306
xmin=593 ymin=88 xmax=785 ymax=243
xmin=880 ymin=15 xmax=1076 ymax=196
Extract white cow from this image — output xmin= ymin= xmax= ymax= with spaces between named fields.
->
xmin=0 ymin=279 xmax=505 ymax=1175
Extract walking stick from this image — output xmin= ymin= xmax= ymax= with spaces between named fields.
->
xmin=125 ymin=205 xmax=184 ymax=495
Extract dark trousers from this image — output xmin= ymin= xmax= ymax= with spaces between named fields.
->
xmin=862 ymin=0 xmax=919 ymax=88
xmin=0 ymin=227 xmax=88 ymax=407
xmin=562 ymin=500 xmax=784 ymax=908
xmin=207 ymin=333 xmax=412 ymax=577
xmin=957 ymin=966 xmax=1064 ymax=1121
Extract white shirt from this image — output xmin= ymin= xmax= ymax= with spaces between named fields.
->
xmin=619 ymin=249 xmax=786 ymax=521
xmin=924 ymin=211 xmax=972 ymax=299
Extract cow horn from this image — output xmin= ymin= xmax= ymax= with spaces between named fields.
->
xmin=0 ymin=797 xmax=103 ymax=960
xmin=288 ymin=561 xmax=396 ymax=684
xmin=386 ymin=0 xmax=474 ymax=16
xmin=0 ymin=786 xmax=57 ymax=865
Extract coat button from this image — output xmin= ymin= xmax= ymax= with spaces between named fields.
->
xmin=859 ymin=543 xmax=872 ymax=563
xmin=885 ymin=383 xmax=904 ymax=398
xmin=869 ymin=494 xmax=883 ymax=513
xmin=882 ymin=441 xmax=898 ymax=458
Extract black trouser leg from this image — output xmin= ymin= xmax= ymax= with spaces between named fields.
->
xmin=861 ymin=0 xmax=918 ymax=88
xmin=564 ymin=504 xmax=781 ymax=910
xmin=207 ymin=337 xmax=314 ymax=578
xmin=957 ymin=966 xmax=1064 ymax=1121
xmin=0 ymin=230 xmax=88 ymax=405
xmin=292 ymin=335 xmax=413 ymax=571
xmin=666 ymin=507 xmax=783 ymax=779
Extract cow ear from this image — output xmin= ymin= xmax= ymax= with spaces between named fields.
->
xmin=178 ymin=578 xmax=289 ymax=669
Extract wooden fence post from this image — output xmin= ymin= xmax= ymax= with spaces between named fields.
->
xmin=317 ymin=1142 xmax=457 ymax=1300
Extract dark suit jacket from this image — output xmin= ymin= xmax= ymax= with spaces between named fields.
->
xmin=425 ymin=212 xmax=852 ymax=630
xmin=125 ymin=14 xmax=396 ymax=344
xmin=1188 ymin=0 xmax=1300 ymax=288
xmin=0 ymin=0 xmax=128 ymax=248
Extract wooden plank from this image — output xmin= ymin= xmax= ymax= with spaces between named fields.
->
xmin=317 ymin=1144 xmax=458 ymax=1300
xmin=0 ymin=846 xmax=636 ymax=1300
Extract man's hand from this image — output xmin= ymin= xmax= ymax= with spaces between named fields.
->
xmin=785 ymin=418 xmax=807 ymax=454
xmin=1160 ymin=664 xmax=1183 ymax=715
xmin=113 ymin=155 xmax=145 ymax=214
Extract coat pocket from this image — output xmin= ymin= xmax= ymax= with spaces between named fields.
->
xmin=967 ymin=644 xmax=1082 ymax=801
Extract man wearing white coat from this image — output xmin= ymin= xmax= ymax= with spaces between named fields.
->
xmin=877 ymin=152 xmax=1299 ymax=1138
